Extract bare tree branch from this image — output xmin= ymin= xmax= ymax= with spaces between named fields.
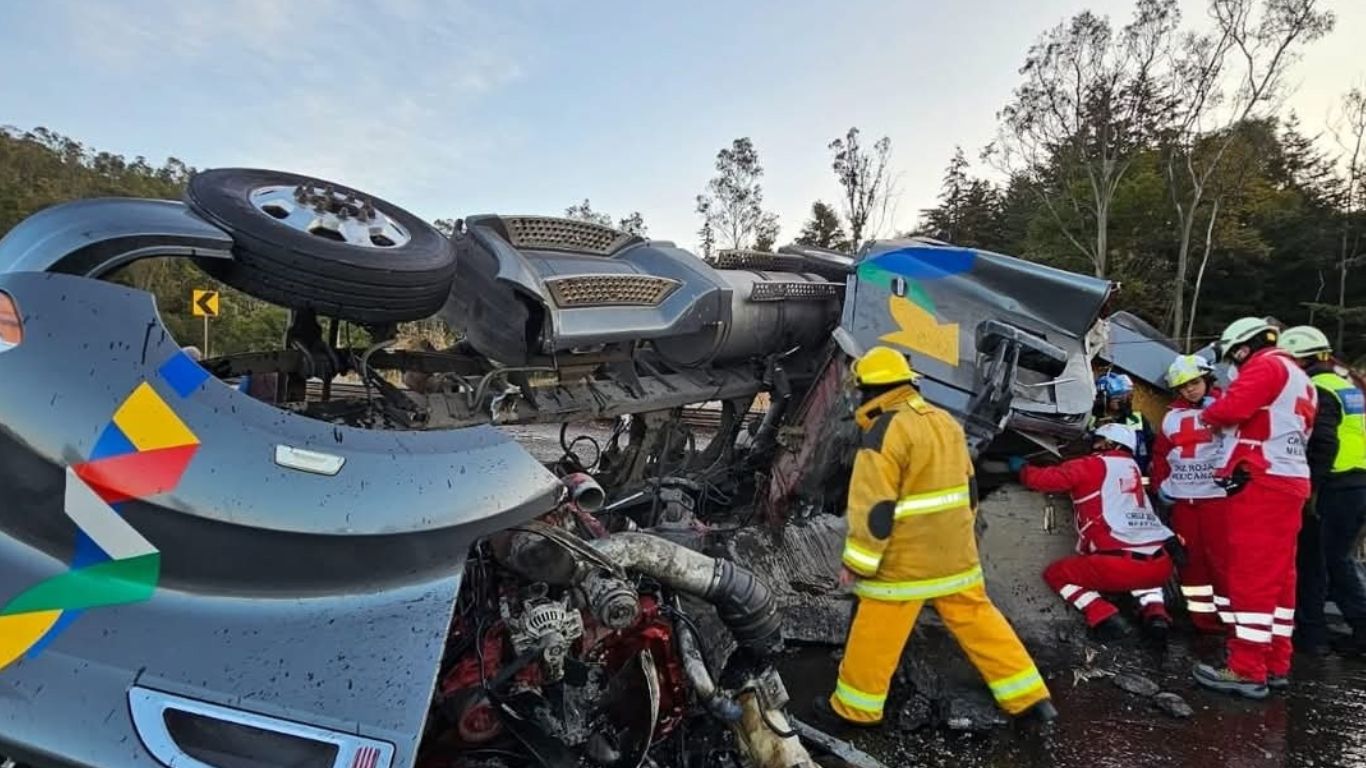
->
xmin=829 ymin=128 xmax=894 ymax=251
xmin=993 ymin=0 xmax=1180 ymax=277
xmin=1160 ymin=0 xmax=1334 ymax=336
xmin=695 ymin=137 xmax=780 ymax=254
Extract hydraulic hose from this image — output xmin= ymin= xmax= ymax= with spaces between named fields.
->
xmin=590 ymin=532 xmax=783 ymax=655
xmin=677 ymin=619 xmax=744 ymax=723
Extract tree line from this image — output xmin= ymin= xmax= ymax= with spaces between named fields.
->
xmin=963 ymin=0 xmax=1358 ymax=356
xmin=690 ymin=0 xmax=1359 ymax=362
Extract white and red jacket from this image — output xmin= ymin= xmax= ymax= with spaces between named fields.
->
xmin=1020 ymin=450 xmax=1174 ymax=555
xmin=1152 ymin=396 xmax=1229 ymax=501
xmin=1201 ymin=348 xmax=1316 ymax=499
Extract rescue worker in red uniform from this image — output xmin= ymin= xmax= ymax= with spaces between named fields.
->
xmin=1015 ymin=423 xmax=1176 ymax=642
xmin=1193 ymin=318 xmax=1316 ymax=699
xmin=818 ymin=347 xmax=1056 ymax=729
xmin=1150 ymin=354 xmax=1231 ymax=634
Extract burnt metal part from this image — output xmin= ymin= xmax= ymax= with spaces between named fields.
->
xmin=504 ymin=588 xmax=582 ymax=683
xmin=497 ymin=693 xmax=579 ymax=768
xmin=709 ymin=559 xmax=784 ymax=655
xmin=582 ymin=570 xmax=641 ymax=630
xmin=278 ymin=309 xmax=329 ymax=404
xmin=416 ymin=364 xmax=778 ymax=430
xmin=786 ymin=716 xmax=890 ymax=765
xmin=761 ymin=348 xmax=853 ymax=522
xmin=961 ymin=322 xmax=1024 ymax=458
xmin=676 ymin=619 xmax=744 ymax=723
xmin=731 ymin=688 xmax=815 ymax=767
xmin=590 ymin=533 xmax=782 ymax=656
xmin=597 ymin=411 xmax=674 ymax=491
xmin=200 ymin=347 xmax=494 ymax=380
xmin=752 ymin=667 xmax=790 ymax=710
xmin=562 ymin=473 xmax=607 ymax=513
xmin=747 ymin=356 xmax=794 ymax=460
xmin=287 ymin=358 xmax=784 ymax=436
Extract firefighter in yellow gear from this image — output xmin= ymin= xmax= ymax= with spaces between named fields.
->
xmin=823 ymin=347 xmax=1056 ymax=726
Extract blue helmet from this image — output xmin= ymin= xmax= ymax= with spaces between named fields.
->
xmin=1096 ymin=372 xmax=1134 ymax=398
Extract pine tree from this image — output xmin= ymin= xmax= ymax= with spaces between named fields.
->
xmin=794 ymin=201 xmax=850 ymax=251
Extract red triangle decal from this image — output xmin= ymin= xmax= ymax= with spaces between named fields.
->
xmin=72 ymin=444 xmax=200 ymax=504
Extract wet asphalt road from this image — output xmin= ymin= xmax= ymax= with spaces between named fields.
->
xmin=781 ymin=636 xmax=1366 ymax=768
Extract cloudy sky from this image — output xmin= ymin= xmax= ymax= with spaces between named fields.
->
xmin=1 ymin=0 xmax=1362 ymax=250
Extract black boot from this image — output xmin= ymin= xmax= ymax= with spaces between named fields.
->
xmin=1018 ymin=698 xmax=1059 ymax=724
xmin=1092 ymin=615 xmax=1134 ymax=643
xmin=1296 ymin=639 xmax=1329 ymax=657
xmin=808 ymin=696 xmax=880 ymax=732
xmin=1143 ymin=615 xmax=1171 ymax=647
xmin=1331 ymin=625 xmax=1366 ymax=658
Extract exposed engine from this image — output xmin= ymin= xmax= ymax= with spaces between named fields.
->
xmin=419 ymin=474 xmax=814 ymax=768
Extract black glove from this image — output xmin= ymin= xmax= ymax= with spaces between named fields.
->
xmin=1215 ymin=464 xmax=1252 ymax=497
xmin=1163 ymin=535 xmax=1189 ymax=569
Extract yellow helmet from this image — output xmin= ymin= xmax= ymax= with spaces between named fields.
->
xmin=1165 ymin=354 xmax=1214 ymax=389
xmin=853 ymin=346 xmax=920 ymax=386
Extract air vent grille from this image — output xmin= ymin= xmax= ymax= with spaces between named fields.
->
xmin=749 ymin=281 xmax=843 ymax=302
xmin=503 ymin=216 xmax=635 ymax=255
xmin=546 ymin=275 xmax=680 ymax=307
xmin=714 ymin=249 xmax=807 ymax=272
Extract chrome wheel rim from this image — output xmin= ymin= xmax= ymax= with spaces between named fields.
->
xmin=249 ymin=183 xmax=411 ymax=249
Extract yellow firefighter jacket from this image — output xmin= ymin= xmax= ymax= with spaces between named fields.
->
xmin=841 ymin=385 xmax=982 ymax=602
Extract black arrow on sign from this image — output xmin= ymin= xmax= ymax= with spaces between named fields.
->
xmin=196 ymin=291 xmax=217 ymax=316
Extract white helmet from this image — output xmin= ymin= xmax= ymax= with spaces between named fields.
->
xmin=1217 ymin=317 xmax=1277 ymax=360
xmin=1278 ymin=325 xmax=1331 ymax=359
xmin=1093 ymin=423 xmax=1138 ymax=453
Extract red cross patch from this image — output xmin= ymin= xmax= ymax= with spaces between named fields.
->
xmin=1120 ymin=466 xmax=1146 ymax=506
xmin=1171 ymin=415 xmax=1214 ymax=459
xmin=1294 ymin=385 xmax=1317 ymax=433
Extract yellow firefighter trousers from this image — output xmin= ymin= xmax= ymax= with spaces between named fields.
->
xmin=830 ymin=583 xmax=1049 ymax=723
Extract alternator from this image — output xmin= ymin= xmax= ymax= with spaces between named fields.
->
xmin=505 ymin=584 xmax=583 ymax=682
xmin=581 ymin=569 xmax=640 ymax=630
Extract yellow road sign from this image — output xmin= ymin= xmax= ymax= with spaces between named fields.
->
xmin=192 ymin=290 xmax=220 ymax=318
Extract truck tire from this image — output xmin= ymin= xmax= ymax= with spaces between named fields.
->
xmin=185 ymin=168 xmax=456 ymax=324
